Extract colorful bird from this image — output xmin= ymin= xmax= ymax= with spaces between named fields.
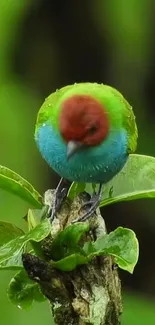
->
xmin=35 ymin=83 xmax=138 ymax=221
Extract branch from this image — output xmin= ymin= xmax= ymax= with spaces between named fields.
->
xmin=23 ymin=191 xmax=122 ymax=325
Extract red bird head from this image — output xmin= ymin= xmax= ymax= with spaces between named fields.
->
xmin=59 ymin=94 xmax=109 ymax=159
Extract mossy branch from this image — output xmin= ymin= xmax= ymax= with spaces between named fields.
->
xmin=23 ymin=191 xmax=122 ymax=325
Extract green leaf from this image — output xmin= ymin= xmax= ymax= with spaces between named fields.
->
xmin=26 ymin=206 xmax=49 ymax=230
xmin=0 ymin=222 xmax=23 ymax=270
xmin=100 ymin=154 xmax=155 ymax=207
xmin=51 ymin=227 xmax=139 ymax=273
xmin=84 ymin=227 xmax=139 ymax=273
xmin=0 ymin=219 xmax=51 ymax=266
xmin=68 ymin=183 xmax=86 ymax=200
xmin=7 ymin=270 xmax=46 ymax=309
xmin=68 ymin=182 xmax=100 ymax=200
xmin=52 ymin=253 xmax=88 ymax=271
xmin=0 ymin=221 xmax=24 ymax=246
xmin=50 ymin=222 xmax=89 ymax=260
xmin=0 ymin=221 xmax=24 ymax=270
xmin=50 ymin=227 xmax=138 ymax=273
xmin=0 ymin=165 xmax=43 ymax=208
xmin=0 ymin=252 xmax=24 ymax=271
xmin=52 ymin=227 xmax=139 ymax=273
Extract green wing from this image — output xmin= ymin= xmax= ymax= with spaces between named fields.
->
xmin=35 ymin=84 xmax=73 ymax=133
xmin=122 ymin=97 xmax=138 ymax=154
xmin=108 ymin=86 xmax=138 ymax=154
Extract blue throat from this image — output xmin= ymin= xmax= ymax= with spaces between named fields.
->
xmin=35 ymin=123 xmax=128 ymax=183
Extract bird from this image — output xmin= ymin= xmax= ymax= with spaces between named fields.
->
xmin=35 ymin=82 xmax=138 ymax=222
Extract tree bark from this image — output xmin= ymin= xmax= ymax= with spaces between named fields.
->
xmin=23 ymin=190 xmax=122 ymax=325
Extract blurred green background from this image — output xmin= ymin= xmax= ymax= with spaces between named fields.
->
xmin=1 ymin=0 xmax=155 ymax=324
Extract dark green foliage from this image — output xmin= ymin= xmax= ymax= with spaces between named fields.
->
xmin=7 ymin=270 xmax=46 ymax=309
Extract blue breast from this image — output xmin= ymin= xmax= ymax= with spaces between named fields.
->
xmin=35 ymin=123 xmax=128 ymax=183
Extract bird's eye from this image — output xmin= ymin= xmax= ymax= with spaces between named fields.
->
xmin=88 ymin=124 xmax=98 ymax=135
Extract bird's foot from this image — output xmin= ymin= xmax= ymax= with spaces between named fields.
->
xmin=72 ymin=184 xmax=103 ymax=223
xmin=48 ymin=178 xmax=70 ymax=223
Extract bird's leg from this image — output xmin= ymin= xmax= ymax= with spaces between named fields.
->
xmin=48 ymin=178 xmax=70 ymax=222
xmin=72 ymin=183 xmax=103 ymax=223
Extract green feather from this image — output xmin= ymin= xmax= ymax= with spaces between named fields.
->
xmin=35 ymin=82 xmax=138 ymax=153
xmin=105 ymin=85 xmax=138 ymax=153
xmin=35 ymin=84 xmax=73 ymax=131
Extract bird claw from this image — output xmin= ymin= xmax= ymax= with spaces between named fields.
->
xmin=72 ymin=184 xmax=103 ymax=223
xmin=80 ymin=193 xmax=100 ymax=209
xmin=48 ymin=181 xmax=103 ymax=224
xmin=48 ymin=178 xmax=70 ymax=223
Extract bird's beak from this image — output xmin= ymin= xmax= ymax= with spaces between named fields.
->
xmin=67 ymin=140 xmax=83 ymax=160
